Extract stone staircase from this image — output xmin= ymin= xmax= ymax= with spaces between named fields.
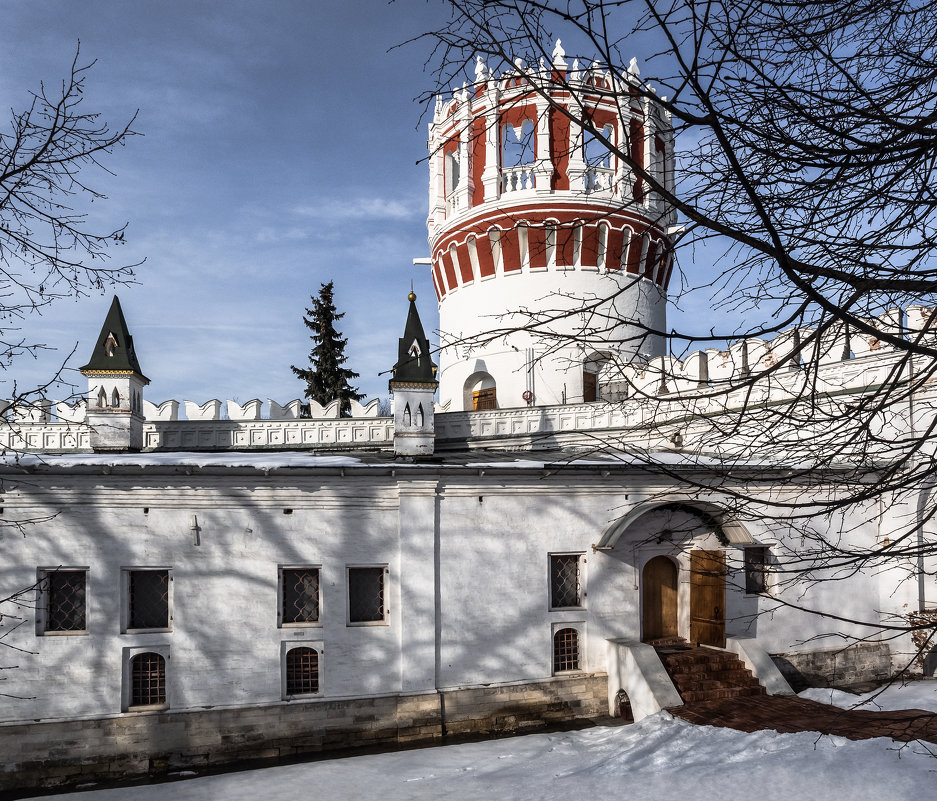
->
xmin=654 ymin=640 xmax=767 ymax=704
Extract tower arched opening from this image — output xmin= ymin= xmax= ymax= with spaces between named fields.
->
xmin=463 ymin=371 xmax=497 ymax=411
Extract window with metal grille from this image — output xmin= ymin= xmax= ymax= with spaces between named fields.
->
xmin=550 ymin=554 xmax=582 ymax=608
xmin=42 ymin=570 xmax=86 ymax=632
xmin=281 ymin=568 xmax=320 ymax=625
xmin=348 ymin=567 xmax=385 ymax=624
xmin=553 ymin=628 xmax=580 ymax=672
xmin=744 ymin=546 xmax=769 ymax=594
xmin=130 ymin=652 xmax=166 ymax=707
xmin=128 ymin=570 xmax=170 ymax=630
xmin=285 ymin=646 xmax=320 ymax=695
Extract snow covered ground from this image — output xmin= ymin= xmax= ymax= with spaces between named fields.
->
xmin=40 ymin=681 xmax=937 ymax=801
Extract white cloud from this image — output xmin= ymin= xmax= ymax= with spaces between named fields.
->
xmin=292 ymin=197 xmax=420 ymax=222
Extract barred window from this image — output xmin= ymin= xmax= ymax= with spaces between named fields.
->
xmin=285 ymin=647 xmax=320 ymax=696
xmin=42 ymin=570 xmax=87 ymax=632
xmin=550 ymin=554 xmax=582 ymax=608
xmin=281 ymin=568 xmax=320 ymax=625
xmin=744 ymin=547 xmax=769 ymax=594
xmin=348 ymin=567 xmax=385 ymax=624
xmin=553 ymin=628 xmax=580 ymax=673
xmin=130 ymin=652 xmax=166 ymax=707
xmin=128 ymin=570 xmax=170 ymax=630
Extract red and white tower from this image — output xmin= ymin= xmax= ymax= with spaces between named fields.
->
xmin=427 ymin=42 xmax=676 ymax=411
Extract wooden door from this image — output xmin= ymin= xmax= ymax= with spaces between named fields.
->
xmin=690 ymin=550 xmax=726 ymax=647
xmin=472 ymin=387 xmax=497 ymax=410
xmin=642 ymin=556 xmax=678 ymax=642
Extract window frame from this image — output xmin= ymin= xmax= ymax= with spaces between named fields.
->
xmin=278 ymin=565 xmax=323 ymax=628
xmin=551 ymin=622 xmax=584 ymax=675
xmin=281 ymin=640 xmax=324 ymax=699
xmin=122 ymin=567 xmax=173 ymax=634
xmin=36 ymin=567 xmax=89 ymax=636
xmin=743 ymin=546 xmax=770 ymax=595
xmin=122 ymin=644 xmax=170 ymax=712
xmin=549 ymin=553 xmax=586 ymax=611
xmin=346 ymin=565 xmax=389 ymax=626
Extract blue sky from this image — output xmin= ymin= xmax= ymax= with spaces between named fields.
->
xmin=0 ymin=1 xmax=727 ymax=409
xmin=0 ymin=0 xmax=452 ymax=407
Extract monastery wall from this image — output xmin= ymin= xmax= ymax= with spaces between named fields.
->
xmin=0 ymin=467 xmax=896 ymax=716
xmin=0 ymin=461 xmax=911 ymax=790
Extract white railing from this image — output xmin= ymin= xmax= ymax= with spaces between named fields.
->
xmin=446 ymin=190 xmax=462 ymax=215
xmin=584 ymin=166 xmax=615 ymax=193
xmin=500 ymin=165 xmax=536 ymax=193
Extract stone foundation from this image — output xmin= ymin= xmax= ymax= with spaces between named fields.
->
xmin=770 ymin=643 xmax=892 ymax=691
xmin=0 ymin=673 xmax=608 ymax=793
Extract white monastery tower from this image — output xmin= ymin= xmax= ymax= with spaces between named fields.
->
xmin=427 ymin=42 xmax=676 ymax=411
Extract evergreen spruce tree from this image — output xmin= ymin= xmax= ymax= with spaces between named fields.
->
xmin=291 ymin=281 xmax=362 ymax=416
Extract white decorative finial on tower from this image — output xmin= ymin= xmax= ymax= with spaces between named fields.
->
xmin=552 ymin=39 xmax=567 ymax=69
xmin=514 ymin=56 xmax=526 ymax=71
xmin=570 ymin=58 xmax=581 ymax=81
xmin=475 ymin=55 xmax=489 ymax=84
xmin=628 ymin=57 xmax=640 ymax=76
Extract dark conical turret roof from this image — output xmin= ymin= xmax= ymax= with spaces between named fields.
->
xmin=79 ymin=296 xmax=149 ymax=383
xmin=390 ymin=291 xmax=437 ymax=386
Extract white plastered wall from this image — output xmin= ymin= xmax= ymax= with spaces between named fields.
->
xmin=437 ymin=271 xmax=666 ymax=410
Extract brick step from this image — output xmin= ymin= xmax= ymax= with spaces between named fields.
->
xmin=671 ymin=670 xmax=759 ymax=690
xmin=666 ymin=648 xmax=740 ymax=665
xmin=681 ymin=685 xmax=767 ymax=703
xmin=673 ymin=676 xmax=762 ymax=694
xmin=666 ymin=658 xmax=748 ymax=675
xmin=658 ymin=646 xmax=768 ymax=705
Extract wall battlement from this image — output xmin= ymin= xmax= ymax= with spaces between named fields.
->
xmin=3 ymin=306 xmax=933 ymax=455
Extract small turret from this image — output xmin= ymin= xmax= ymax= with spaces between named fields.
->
xmin=80 ymin=296 xmax=149 ymax=451
xmin=389 ymin=291 xmax=438 ymax=457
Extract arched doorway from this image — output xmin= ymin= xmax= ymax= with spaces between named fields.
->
xmin=641 ymin=555 xmax=678 ymax=642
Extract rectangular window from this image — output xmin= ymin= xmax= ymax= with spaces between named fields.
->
xmin=550 ymin=554 xmax=583 ymax=609
xmin=348 ymin=566 xmax=386 ymax=624
xmin=127 ymin=569 xmax=171 ymax=631
xmin=281 ymin=567 xmax=320 ymax=626
xmin=38 ymin=569 xmax=87 ymax=634
xmin=744 ymin=547 xmax=769 ymax=594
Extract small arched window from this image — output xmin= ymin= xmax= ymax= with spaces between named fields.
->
xmin=111 ymin=388 xmax=120 ymax=408
xmin=415 ymin=403 xmax=424 ymax=427
xmin=130 ymin=652 xmax=166 ymax=707
xmin=285 ymin=646 xmax=320 ymax=696
xmin=403 ymin=403 xmax=412 ymax=426
xmin=97 ymin=387 xmax=107 ymax=408
xmin=553 ymin=627 xmax=580 ymax=673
